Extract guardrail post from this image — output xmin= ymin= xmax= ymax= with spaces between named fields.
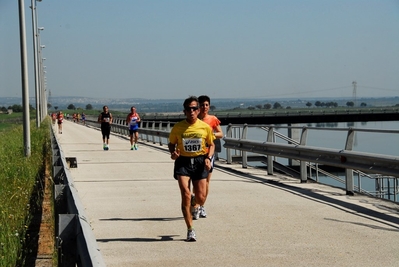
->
xmin=226 ymin=124 xmax=233 ymax=164
xmin=151 ymin=121 xmax=156 ymax=144
xmin=345 ymin=128 xmax=355 ymax=195
xmin=144 ymin=121 xmax=149 ymax=141
xmin=300 ymin=127 xmax=308 ymax=183
xmin=288 ymin=124 xmax=300 ymax=166
xmin=266 ymin=127 xmax=274 ymax=175
xmin=242 ymin=124 xmax=248 ymax=168
xmin=146 ymin=121 xmax=151 ymax=142
xmin=158 ymin=121 xmax=163 ymax=145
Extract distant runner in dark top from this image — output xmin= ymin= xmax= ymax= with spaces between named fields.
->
xmin=98 ymin=106 xmax=113 ymax=150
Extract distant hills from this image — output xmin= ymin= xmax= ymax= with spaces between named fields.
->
xmin=1 ymin=96 xmax=399 ymax=113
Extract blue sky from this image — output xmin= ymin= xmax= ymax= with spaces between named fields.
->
xmin=1 ymin=0 xmax=398 ymax=100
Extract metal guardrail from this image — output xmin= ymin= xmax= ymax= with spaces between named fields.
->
xmin=138 ymin=107 xmax=399 ymax=120
xmin=51 ymin=125 xmax=106 ymax=267
xmin=223 ymin=124 xmax=399 ymax=200
xmin=82 ymin=117 xmax=399 ymax=201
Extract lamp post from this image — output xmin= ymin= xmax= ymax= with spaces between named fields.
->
xmin=31 ymin=0 xmax=41 ymax=127
xmin=19 ymin=0 xmax=31 ymax=157
xmin=38 ymin=32 xmax=45 ymax=120
xmin=40 ymin=57 xmax=47 ymax=118
xmin=39 ymin=56 xmax=46 ymax=120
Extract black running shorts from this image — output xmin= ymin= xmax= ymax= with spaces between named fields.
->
xmin=173 ymin=155 xmax=209 ymax=181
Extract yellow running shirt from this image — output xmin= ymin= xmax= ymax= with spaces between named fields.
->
xmin=169 ymin=119 xmax=215 ymax=157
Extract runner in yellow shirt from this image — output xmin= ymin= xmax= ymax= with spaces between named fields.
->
xmin=168 ymin=96 xmax=215 ymax=242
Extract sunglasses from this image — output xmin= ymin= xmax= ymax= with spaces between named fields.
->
xmin=185 ymin=106 xmax=199 ymax=111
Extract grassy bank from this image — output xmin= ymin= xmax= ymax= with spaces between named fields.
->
xmin=0 ymin=118 xmax=53 ymax=266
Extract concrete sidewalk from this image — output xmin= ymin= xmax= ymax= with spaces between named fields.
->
xmin=56 ymin=120 xmax=399 ymax=267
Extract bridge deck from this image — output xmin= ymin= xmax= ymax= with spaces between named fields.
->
xmin=56 ymin=120 xmax=399 ymax=267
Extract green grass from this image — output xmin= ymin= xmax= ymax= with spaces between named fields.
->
xmin=0 ymin=113 xmax=37 ymax=132
xmin=0 ymin=118 xmax=51 ymax=266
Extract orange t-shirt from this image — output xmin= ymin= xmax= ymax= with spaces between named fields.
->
xmin=201 ymin=115 xmax=221 ymax=131
xmin=201 ymin=115 xmax=220 ymax=154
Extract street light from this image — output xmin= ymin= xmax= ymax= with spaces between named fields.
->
xmin=19 ymin=0 xmax=31 ymax=156
xmin=30 ymin=0 xmax=41 ymax=127
xmin=39 ymin=55 xmax=46 ymax=118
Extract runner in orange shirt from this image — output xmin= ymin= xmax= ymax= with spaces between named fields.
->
xmin=57 ymin=111 xmax=64 ymax=134
xmin=196 ymin=95 xmax=223 ymax=218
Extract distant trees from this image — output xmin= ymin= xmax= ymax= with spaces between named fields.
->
xmin=273 ymin=102 xmax=282 ymax=109
xmin=346 ymin=101 xmax=354 ymax=107
xmin=306 ymin=102 xmax=312 ymax=108
xmin=263 ymin=103 xmax=272 ymax=109
xmin=0 ymin=104 xmax=34 ymax=112
xmin=314 ymin=101 xmax=338 ymax=108
xmin=8 ymin=104 xmax=22 ymax=112
xmin=255 ymin=104 xmax=263 ymax=109
xmin=360 ymin=102 xmax=367 ymax=107
xmin=86 ymin=104 xmax=93 ymax=110
xmin=67 ymin=104 xmax=76 ymax=110
xmin=327 ymin=102 xmax=338 ymax=108
xmin=210 ymin=105 xmax=216 ymax=111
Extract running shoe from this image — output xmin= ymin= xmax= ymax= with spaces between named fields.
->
xmin=199 ymin=206 xmax=207 ymax=218
xmin=131 ymin=145 xmax=134 ymax=150
xmin=134 ymin=144 xmax=138 ymax=150
xmin=192 ymin=206 xmax=200 ymax=220
xmin=186 ymin=229 xmax=196 ymax=242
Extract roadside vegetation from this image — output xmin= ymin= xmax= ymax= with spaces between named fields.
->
xmin=0 ymin=112 xmax=36 ymax=132
xmin=0 ymin=117 xmax=54 ymax=266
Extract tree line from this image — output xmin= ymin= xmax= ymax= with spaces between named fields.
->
xmin=237 ymin=101 xmax=369 ymax=110
xmin=0 ymin=104 xmax=35 ymax=113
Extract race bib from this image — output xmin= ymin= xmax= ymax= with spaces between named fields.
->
xmin=130 ymin=117 xmax=137 ymax=125
xmin=182 ymin=138 xmax=202 ymax=152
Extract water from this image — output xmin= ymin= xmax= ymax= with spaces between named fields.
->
xmin=218 ymin=121 xmax=399 ymax=201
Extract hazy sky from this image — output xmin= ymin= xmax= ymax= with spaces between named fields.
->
xmin=1 ymin=0 xmax=398 ymax=100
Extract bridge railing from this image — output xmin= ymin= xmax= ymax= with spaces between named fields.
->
xmin=137 ymin=106 xmax=399 ymax=121
xmin=51 ymin=125 xmax=106 ymax=267
xmin=224 ymin=124 xmax=399 ymax=200
xmin=82 ymin=117 xmax=399 ymax=202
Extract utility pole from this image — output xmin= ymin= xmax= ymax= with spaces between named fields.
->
xmin=352 ymin=81 xmax=357 ymax=107
xmin=18 ymin=0 xmax=31 ymax=157
xmin=31 ymin=0 xmax=40 ymax=127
